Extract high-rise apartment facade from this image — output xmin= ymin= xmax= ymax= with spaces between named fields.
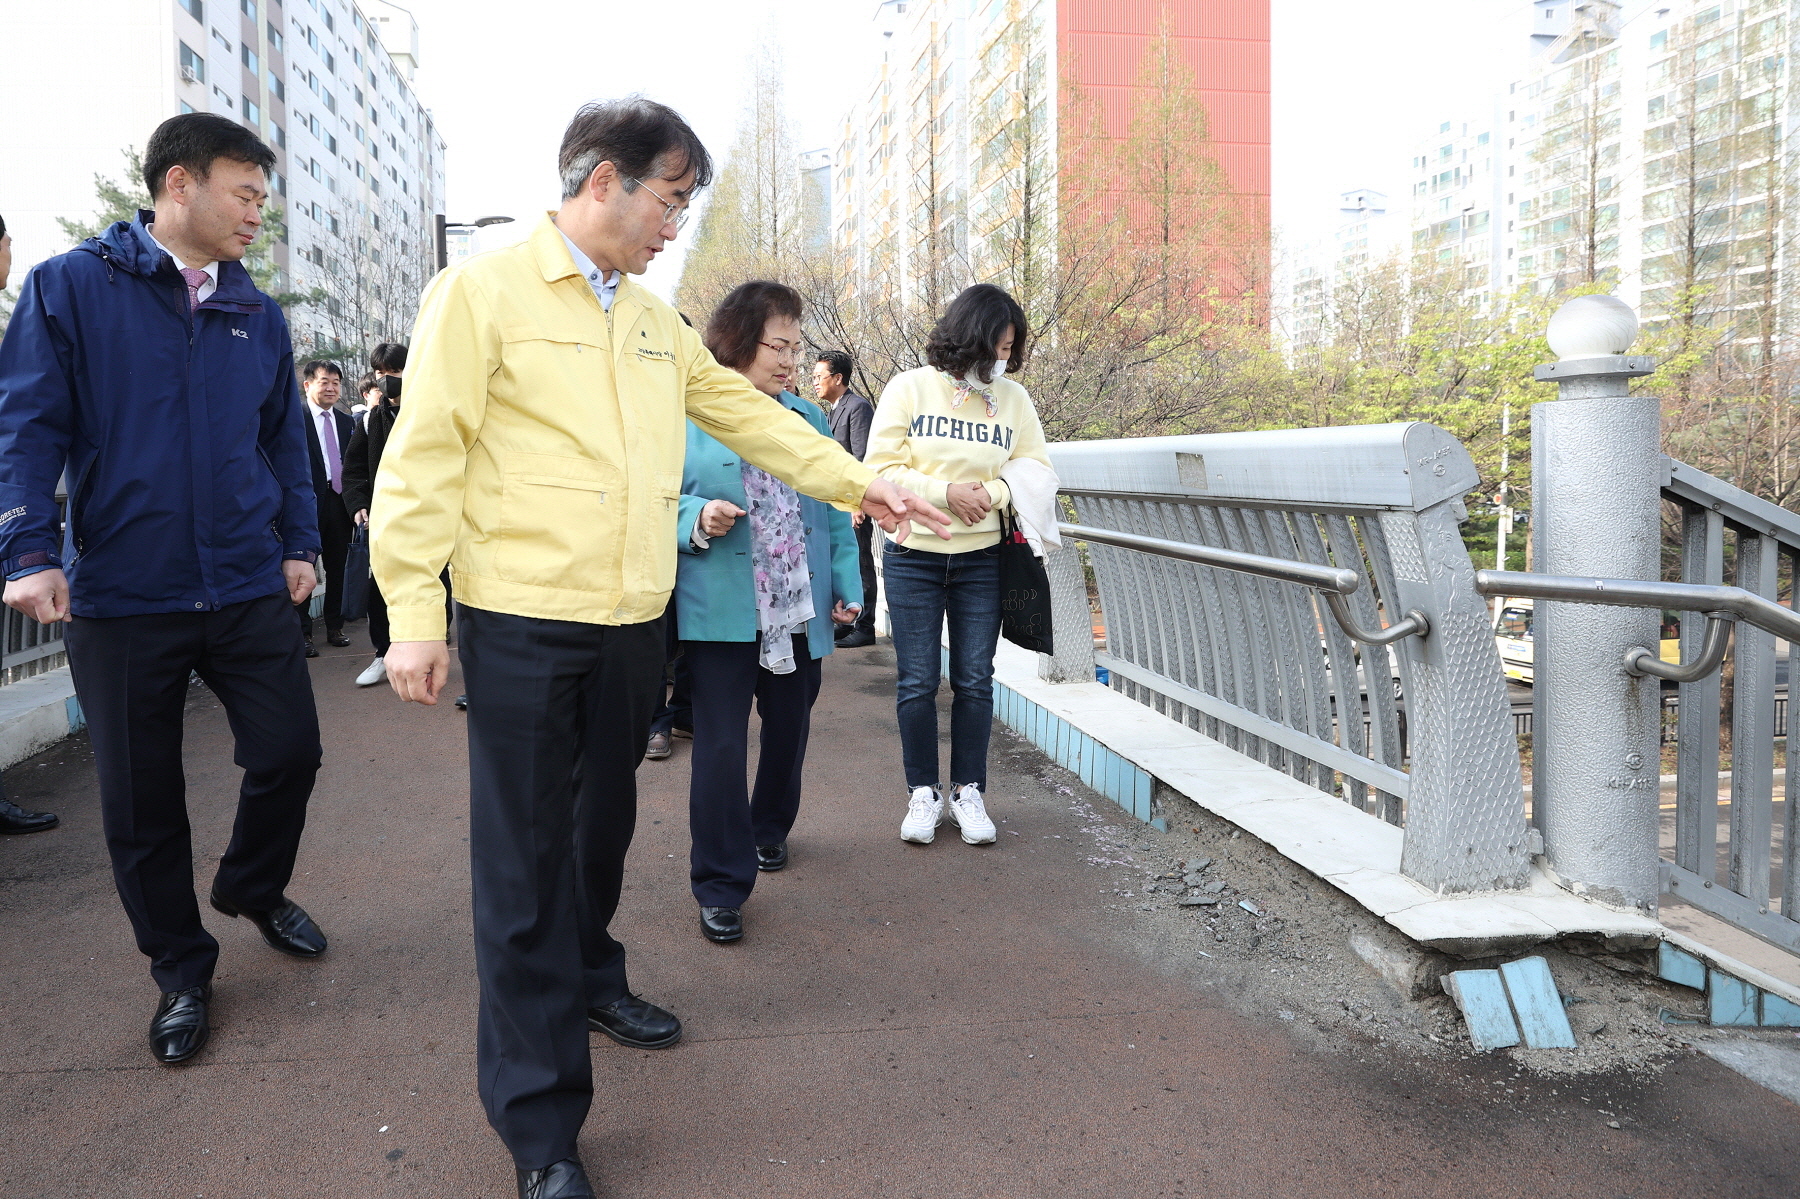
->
xmin=830 ymin=0 xmax=1270 ymax=307
xmin=1404 ymin=0 xmax=1792 ymax=344
xmin=2 ymin=0 xmax=444 ymax=353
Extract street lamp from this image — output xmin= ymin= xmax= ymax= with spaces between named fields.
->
xmin=434 ymin=214 xmax=515 ymax=271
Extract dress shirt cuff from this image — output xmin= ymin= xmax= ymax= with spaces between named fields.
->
xmin=690 ymin=526 xmax=711 ymax=550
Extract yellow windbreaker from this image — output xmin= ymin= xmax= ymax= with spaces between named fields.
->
xmin=369 ymin=216 xmax=875 ymax=642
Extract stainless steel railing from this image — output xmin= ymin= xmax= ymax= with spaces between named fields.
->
xmin=1061 ymin=523 xmax=1430 ymax=647
xmin=1041 ymin=422 xmax=1531 ymax=895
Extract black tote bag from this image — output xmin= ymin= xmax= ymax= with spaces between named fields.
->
xmin=998 ymin=509 xmax=1054 ymax=655
xmin=338 ymin=523 xmax=372 ymax=623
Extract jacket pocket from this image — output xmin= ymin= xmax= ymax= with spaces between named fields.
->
xmin=496 ymin=452 xmax=625 ymax=589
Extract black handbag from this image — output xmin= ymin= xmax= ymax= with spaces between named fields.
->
xmin=998 ymin=508 xmax=1054 ymax=654
xmin=338 ymin=523 xmax=372 ymax=622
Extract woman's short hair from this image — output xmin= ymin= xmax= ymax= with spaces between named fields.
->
xmin=370 ymin=342 xmax=408 ymax=373
xmin=925 ymin=284 xmax=1028 ymax=384
xmin=704 ymin=281 xmax=803 ymax=372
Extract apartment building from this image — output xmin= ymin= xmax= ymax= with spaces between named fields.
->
xmin=1404 ymin=0 xmax=1792 ymax=343
xmin=1 ymin=0 xmax=444 ymax=354
xmin=1285 ymin=188 xmax=1402 ymax=349
xmin=830 ymin=0 xmax=1270 ymax=307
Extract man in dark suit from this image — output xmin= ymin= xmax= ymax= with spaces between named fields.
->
xmin=814 ymin=350 xmax=877 ymax=647
xmin=296 ymin=361 xmax=355 ymax=656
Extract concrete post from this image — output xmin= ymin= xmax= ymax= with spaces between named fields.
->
xmin=1530 ymin=295 xmax=1661 ymax=910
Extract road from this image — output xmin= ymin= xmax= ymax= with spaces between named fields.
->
xmin=2 ymin=635 xmax=1798 ymax=1197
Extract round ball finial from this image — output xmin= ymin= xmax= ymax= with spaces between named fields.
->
xmin=1545 ymin=294 xmax=1639 ymax=361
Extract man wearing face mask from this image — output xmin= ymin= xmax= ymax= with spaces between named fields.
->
xmin=340 ymin=343 xmax=409 ymax=685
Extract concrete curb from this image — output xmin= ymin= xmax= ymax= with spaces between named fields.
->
xmin=990 ymin=640 xmax=1662 ymax=957
xmin=0 ymin=667 xmax=83 ymax=772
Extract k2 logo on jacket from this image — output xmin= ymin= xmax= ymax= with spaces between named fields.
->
xmin=231 ymin=328 xmax=250 ymax=339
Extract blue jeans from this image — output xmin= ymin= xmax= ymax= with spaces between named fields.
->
xmin=882 ymin=539 xmax=1002 ymax=791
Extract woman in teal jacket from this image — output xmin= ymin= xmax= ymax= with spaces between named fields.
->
xmin=675 ymin=281 xmax=862 ymax=945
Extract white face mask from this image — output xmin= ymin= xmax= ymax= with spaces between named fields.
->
xmin=992 ymin=358 xmax=1007 ymax=378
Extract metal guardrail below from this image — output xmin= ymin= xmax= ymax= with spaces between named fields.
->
xmin=1040 ymin=423 xmax=1531 ymax=895
xmin=1660 ymin=459 xmax=1800 ymax=953
xmin=1512 ymin=694 xmax=1787 ymax=744
xmin=1479 ymin=460 xmax=1800 ymax=954
xmin=1 ymin=604 xmax=66 ymax=684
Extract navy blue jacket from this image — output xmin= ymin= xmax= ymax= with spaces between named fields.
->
xmin=0 ymin=212 xmax=319 ymax=617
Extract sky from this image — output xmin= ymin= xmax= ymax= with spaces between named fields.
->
xmin=402 ymin=0 xmax=1544 ymax=296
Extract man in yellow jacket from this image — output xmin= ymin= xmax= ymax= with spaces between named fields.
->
xmin=370 ymin=99 xmax=948 ymax=1199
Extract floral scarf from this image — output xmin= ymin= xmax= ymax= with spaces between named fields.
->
xmin=741 ymin=459 xmax=814 ymax=674
xmin=943 ymin=370 xmax=999 ymax=418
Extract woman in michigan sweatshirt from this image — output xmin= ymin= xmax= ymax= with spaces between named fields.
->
xmin=865 ymin=283 xmax=1052 ymax=847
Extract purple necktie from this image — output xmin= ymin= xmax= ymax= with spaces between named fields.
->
xmin=180 ymin=266 xmax=209 ymax=311
xmin=321 ymin=413 xmax=342 ymax=493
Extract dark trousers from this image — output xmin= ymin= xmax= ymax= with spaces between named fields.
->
xmin=649 ymin=614 xmax=693 ymax=737
xmin=882 ymin=541 xmax=1003 ymax=791
xmin=65 ymin=591 xmax=322 ymax=992
xmin=297 ymin=498 xmax=352 ymax=637
xmin=457 ymin=603 xmax=666 ymax=1170
xmin=852 ymin=518 xmax=878 ymax=633
xmin=683 ymin=635 xmax=821 ymax=908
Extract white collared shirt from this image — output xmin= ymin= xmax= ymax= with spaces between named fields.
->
xmin=145 ymin=226 xmax=218 ymax=303
xmin=556 ymin=229 xmax=619 ymax=312
xmin=309 ymin=403 xmax=342 ymax=488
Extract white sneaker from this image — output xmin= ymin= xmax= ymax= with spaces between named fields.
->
xmin=900 ymin=786 xmax=944 ymax=844
xmin=355 ymin=657 xmax=387 ymax=687
xmin=945 ymin=784 xmax=997 ymax=844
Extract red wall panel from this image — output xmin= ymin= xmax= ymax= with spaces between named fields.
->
xmin=1056 ymin=0 xmax=1270 ymax=305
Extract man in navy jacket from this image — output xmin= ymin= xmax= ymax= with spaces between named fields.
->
xmin=0 ymin=114 xmax=328 ymax=1066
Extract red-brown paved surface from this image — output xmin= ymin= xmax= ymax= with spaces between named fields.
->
xmin=3 ymin=636 xmax=1799 ymax=1198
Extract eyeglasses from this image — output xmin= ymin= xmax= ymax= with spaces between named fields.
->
xmin=758 ymin=340 xmax=802 ymax=361
xmin=628 ymin=177 xmax=691 ymax=230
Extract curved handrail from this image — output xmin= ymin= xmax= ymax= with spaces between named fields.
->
xmin=1060 ymin=522 xmax=1430 ymax=647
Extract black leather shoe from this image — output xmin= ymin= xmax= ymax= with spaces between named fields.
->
xmin=699 ymin=905 xmax=743 ymax=943
xmin=755 ymin=843 xmax=788 ymax=872
xmin=150 ymin=985 xmax=210 ymax=1065
xmin=304 ymin=639 xmax=320 ymax=659
xmin=210 ymin=888 xmax=328 ymax=958
xmin=454 ymin=694 xmax=468 ymax=711
xmin=327 ymin=631 xmax=352 ymax=648
xmin=645 ymin=732 xmax=672 ymax=760
xmin=516 ymin=1157 xmax=596 ymax=1199
xmin=0 ymin=798 xmax=58 ymax=834
xmin=588 ymin=993 xmax=682 ymax=1049
xmin=836 ymin=628 xmax=875 ymax=648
